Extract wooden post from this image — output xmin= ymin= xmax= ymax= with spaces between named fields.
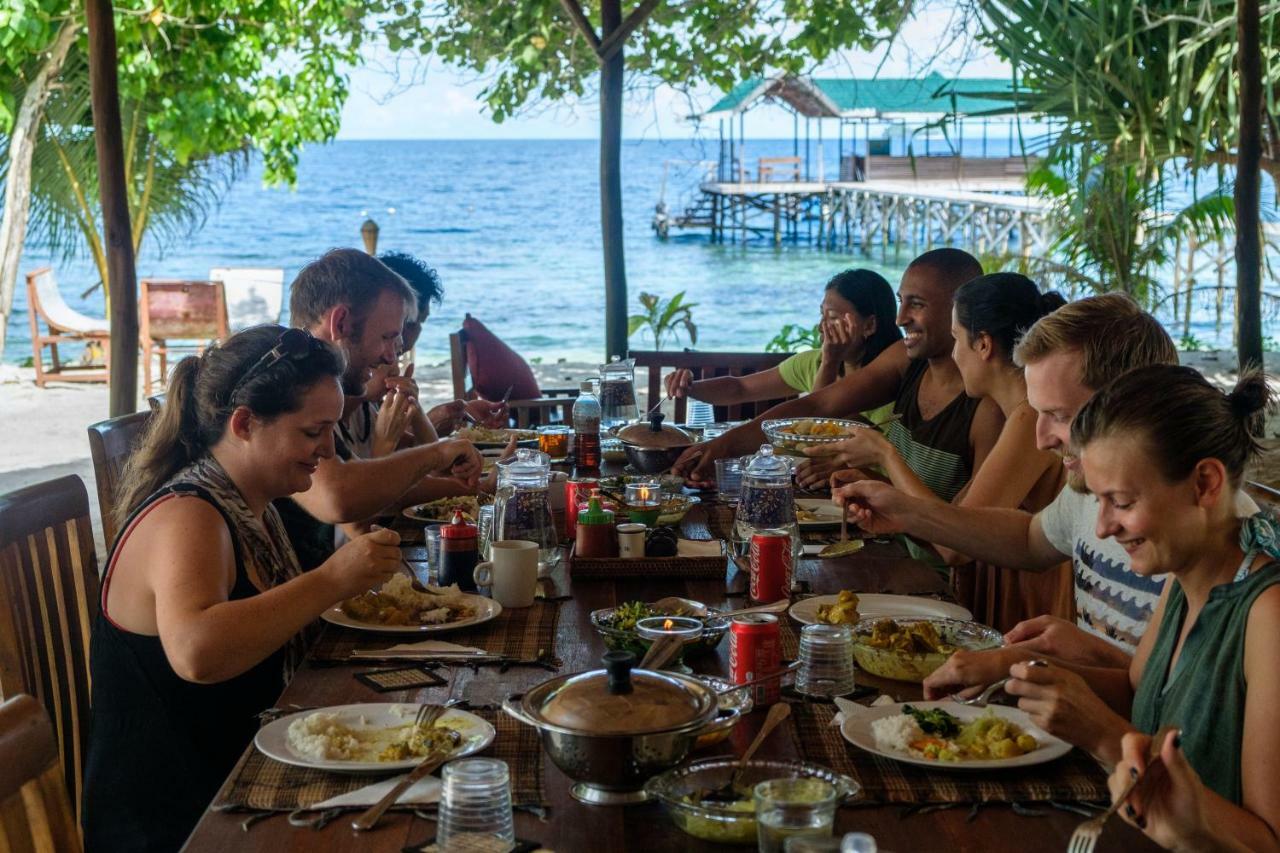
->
xmin=599 ymin=0 xmax=628 ymax=360
xmin=86 ymin=0 xmax=138 ymax=417
xmin=361 ymin=219 xmax=380 ymax=254
xmin=1236 ymin=0 xmax=1264 ymax=372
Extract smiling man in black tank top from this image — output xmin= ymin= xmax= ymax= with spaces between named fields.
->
xmin=675 ymin=249 xmax=1004 ymax=505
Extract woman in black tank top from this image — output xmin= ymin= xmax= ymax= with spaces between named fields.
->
xmin=82 ymin=327 xmax=402 ymax=851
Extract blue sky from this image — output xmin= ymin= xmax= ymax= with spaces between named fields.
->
xmin=337 ymin=4 xmax=1011 ymax=140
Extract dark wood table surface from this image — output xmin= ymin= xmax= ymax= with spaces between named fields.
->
xmin=184 ymin=495 xmax=1157 ymax=853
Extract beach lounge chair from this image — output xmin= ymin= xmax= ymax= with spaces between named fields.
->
xmin=139 ymin=278 xmax=229 ymax=392
xmin=209 ymin=267 xmax=284 ymax=331
xmin=0 ymin=474 xmax=99 ymax=825
xmin=25 ymin=268 xmax=110 ymax=387
xmin=449 ymin=318 xmax=579 ymax=427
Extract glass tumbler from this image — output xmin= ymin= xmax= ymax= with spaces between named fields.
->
xmin=476 ymin=505 xmax=494 ymax=562
xmin=714 ymin=457 xmax=744 ymax=503
xmin=794 ymin=624 xmax=856 ymax=698
xmin=754 ymin=777 xmax=838 ymax=853
xmin=435 ymin=758 xmax=515 ymax=852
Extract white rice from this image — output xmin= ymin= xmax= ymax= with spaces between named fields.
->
xmin=286 ymin=712 xmax=363 ymax=760
xmin=871 ymin=713 xmax=925 ymax=753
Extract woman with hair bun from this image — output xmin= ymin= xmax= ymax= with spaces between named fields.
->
xmin=82 ymin=325 xmax=405 ymax=852
xmin=1003 ymin=365 xmax=1280 ymax=852
xmin=812 ymin=273 xmax=1071 ymax=628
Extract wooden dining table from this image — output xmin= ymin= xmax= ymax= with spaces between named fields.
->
xmin=183 ymin=493 xmax=1159 ymax=853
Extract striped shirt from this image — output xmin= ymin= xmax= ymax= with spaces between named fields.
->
xmin=883 ymin=359 xmax=981 ymax=502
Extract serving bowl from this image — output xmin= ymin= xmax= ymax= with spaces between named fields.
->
xmin=644 ymin=757 xmax=860 ymax=845
xmin=502 ymin=652 xmax=726 ymax=805
xmin=690 ymin=676 xmax=752 ymax=750
xmin=761 ymin=417 xmax=869 ymax=455
xmin=590 ymin=605 xmax=731 ymax=658
xmin=851 ymin=616 xmax=1003 ymax=682
xmin=656 ymin=492 xmax=700 ymax=526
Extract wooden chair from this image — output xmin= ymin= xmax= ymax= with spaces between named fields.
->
xmin=139 ymin=278 xmax=229 ymax=393
xmin=448 ymin=330 xmax=580 ymax=428
xmin=87 ymin=410 xmax=154 ymax=549
xmin=25 ymin=267 xmax=111 ymax=388
xmin=209 ymin=266 xmax=284 ymax=331
xmin=0 ymin=695 xmax=82 ymax=853
xmin=630 ymin=350 xmax=793 ymax=423
xmin=0 ymin=475 xmax=100 ymax=823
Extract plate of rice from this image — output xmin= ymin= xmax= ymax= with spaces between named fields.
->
xmin=841 ymin=701 xmax=1071 ymax=770
xmin=324 ymin=574 xmax=502 ymax=634
xmin=256 ymin=703 xmax=496 ymax=773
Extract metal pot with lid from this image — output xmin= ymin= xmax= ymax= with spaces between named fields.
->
xmin=502 ymin=650 xmax=728 ymax=805
xmin=616 ymin=413 xmax=696 ymax=474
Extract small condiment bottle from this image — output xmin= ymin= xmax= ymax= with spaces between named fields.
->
xmin=574 ymin=494 xmax=617 ymax=558
xmin=439 ymin=510 xmax=480 ymax=591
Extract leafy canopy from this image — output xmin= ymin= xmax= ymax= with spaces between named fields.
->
xmin=383 ymin=0 xmax=910 ymax=122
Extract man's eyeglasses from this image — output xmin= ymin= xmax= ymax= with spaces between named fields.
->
xmin=229 ymin=328 xmax=324 ymax=398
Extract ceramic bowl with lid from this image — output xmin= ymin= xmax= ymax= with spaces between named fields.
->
xmin=501 ymin=650 xmax=727 ymax=805
xmin=617 ymin=413 xmax=696 ymax=474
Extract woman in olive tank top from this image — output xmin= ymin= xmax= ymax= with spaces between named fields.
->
xmin=998 ymin=365 xmax=1280 ymax=852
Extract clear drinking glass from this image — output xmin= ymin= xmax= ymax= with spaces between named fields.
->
xmin=795 ymin=624 xmax=857 ymax=698
xmin=754 ymin=777 xmax=838 ymax=853
xmin=785 ymin=833 xmax=880 ymax=853
xmin=685 ymin=399 xmax=715 ymax=427
xmin=435 ymin=758 xmax=515 ymax=852
xmin=714 ymin=457 xmax=744 ymax=503
xmin=476 ymin=505 xmax=494 ymax=562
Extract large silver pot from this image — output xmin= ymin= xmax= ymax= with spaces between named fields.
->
xmin=501 ymin=650 xmax=728 ymax=805
xmin=616 ymin=412 xmax=695 ymax=475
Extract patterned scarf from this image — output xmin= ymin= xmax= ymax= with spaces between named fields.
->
xmin=1239 ymin=508 xmax=1280 ymax=573
xmin=165 ymin=455 xmax=317 ymax=679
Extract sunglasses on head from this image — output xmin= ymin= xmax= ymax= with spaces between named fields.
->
xmin=229 ymin=328 xmax=324 ymax=397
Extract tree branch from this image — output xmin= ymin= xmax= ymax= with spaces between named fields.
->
xmin=558 ymin=0 xmax=601 ymax=53
xmin=598 ymin=0 xmax=662 ymax=62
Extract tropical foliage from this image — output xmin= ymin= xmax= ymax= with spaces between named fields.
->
xmin=627 ymin=290 xmax=697 ymax=351
xmin=765 ymin=322 xmax=821 ymax=354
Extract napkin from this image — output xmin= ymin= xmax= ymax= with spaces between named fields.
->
xmin=831 ymin=694 xmax=894 ymax=727
xmin=310 ymin=773 xmax=443 ymax=810
xmin=351 ymin=640 xmax=488 ymax=659
xmin=677 ymin=538 xmax=723 ymax=558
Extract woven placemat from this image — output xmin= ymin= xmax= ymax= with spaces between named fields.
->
xmin=212 ymin=708 xmax=546 ymax=813
xmin=788 ymin=701 xmax=1109 ymax=805
xmin=310 ymin=599 xmax=562 ymax=663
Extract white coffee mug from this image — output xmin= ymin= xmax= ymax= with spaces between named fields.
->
xmin=473 ymin=540 xmax=539 ymax=608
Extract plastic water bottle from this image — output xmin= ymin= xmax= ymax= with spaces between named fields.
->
xmin=572 ymin=380 xmax=601 ymax=478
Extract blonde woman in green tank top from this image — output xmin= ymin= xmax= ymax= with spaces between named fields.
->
xmin=997 ymin=365 xmax=1280 ymax=852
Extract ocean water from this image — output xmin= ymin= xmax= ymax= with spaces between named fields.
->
xmin=5 ymin=138 xmax=1274 ymax=367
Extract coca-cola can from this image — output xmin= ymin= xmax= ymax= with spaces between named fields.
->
xmin=749 ymin=530 xmax=793 ymax=604
xmin=730 ymin=613 xmax=782 ymax=706
xmin=563 ymin=477 xmax=598 ymax=539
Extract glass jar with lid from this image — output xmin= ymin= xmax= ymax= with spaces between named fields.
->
xmin=734 ymin=444 xmax=800 ymax=561
xmin=494 ymin=448 xmax=560 ymax=566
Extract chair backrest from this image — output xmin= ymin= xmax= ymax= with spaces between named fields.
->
xmin=0 ymin=695 xmax=83 ymax=853
xmin=209 ymin=267 xmax=285 ymax=331
xmin=0 ymin=475 xmax=100 ymax=822
xmin=1246 ymin=479 xmax=1280 ymax=514
xmin=139 ymin=279 xmax=229 ymax=341
xmin=87 ymin=410 xmax=154 ymax=549
xmin=25 ymin=267 xmax=108 ymax=335
xmin=630 ymin=350 xmax=793 ymax=423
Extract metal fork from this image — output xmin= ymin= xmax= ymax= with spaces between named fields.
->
xmin=949 ymin=659 xmax=1048 ymax=707
xmin=1066 ymin=725 xmax=1175 ymax=853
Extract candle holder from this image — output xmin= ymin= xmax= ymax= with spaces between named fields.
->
xmin=635 ymin=615 xmax=703 ymax=673
xmin=624 ymin=481 xmax=662 ymax=526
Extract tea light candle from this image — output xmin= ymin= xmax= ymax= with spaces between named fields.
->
xmin=624 ymin=481 xmax=662 ymax=526
xmin=634 ymin=615 xmax=703 ymax=644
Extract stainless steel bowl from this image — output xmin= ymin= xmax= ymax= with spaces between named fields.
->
xmin=501 ymin=653 xmax=727 ymax=805
xmin=622 ymin=442 xmax=689 ymax=474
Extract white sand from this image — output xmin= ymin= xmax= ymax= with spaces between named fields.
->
xmin=3 ymin=351 xmax=1277 ymax=559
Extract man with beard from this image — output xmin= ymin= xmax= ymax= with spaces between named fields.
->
xmin=836 ymin=294 xmax=1264 ymax=696
xmin=277 ymin=248 xmax=483 ymax=568
xmin=674 ymin=248 xmax=1004 ymax=508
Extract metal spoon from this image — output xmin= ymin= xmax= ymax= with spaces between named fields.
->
xmin=650 ymin=596 xmax=790 ymax=620
xmin=949 ymin=658 xmax=1048 ymax=707
xmin=700 ymin=703 xmax=792 ymax=802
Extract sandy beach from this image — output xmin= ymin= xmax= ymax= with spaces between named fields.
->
xmin=3 ymin=351 xmax=1277 ymax=560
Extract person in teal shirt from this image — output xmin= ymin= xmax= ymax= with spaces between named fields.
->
xmin=997 ymin=364 xmax=1280 ymax=852
xmin=664 ymin=268 xmax=901 ymax=426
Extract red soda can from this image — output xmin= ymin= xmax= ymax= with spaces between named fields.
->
xmin=749 ymin=531 xmax=793 ymax=604
xmin=730 ymin=613 xmax=782 ymax=706
xmin=564 ymin=477 xmax=598 ymax=539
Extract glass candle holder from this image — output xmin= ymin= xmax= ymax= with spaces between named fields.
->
xmin=624 ymin=481 xmax=662 ymax=525
xmin=635 ymin=615 xmax=702 ymax=672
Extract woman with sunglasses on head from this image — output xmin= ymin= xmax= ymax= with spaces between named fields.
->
xmin=82 ymin=325 xmax=404 ymax=852
xmin=999 ymin=365 xmax=1280 ymax=852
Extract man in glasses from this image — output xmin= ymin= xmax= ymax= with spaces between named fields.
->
xmin=279 ymin=248 xmax=483 ymax=568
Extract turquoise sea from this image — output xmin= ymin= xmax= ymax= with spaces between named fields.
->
xmin=5 ymin=138 xmax=1274 ymax=366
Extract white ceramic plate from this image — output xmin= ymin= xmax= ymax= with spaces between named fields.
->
xmin=840 ymin=701 xmax=1071 ymax=770
xmin=789 ymin=593 xmax=972 ymax=626
xmin=401 ymin=497 xmax=485 ymax=524
xmin=795 ymin=498 xmax=844 ymax=530
xmin=255 ymin=703 xmax=495 ymax=774
xmin=322 ymin=593 xmax=502 ymax=635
